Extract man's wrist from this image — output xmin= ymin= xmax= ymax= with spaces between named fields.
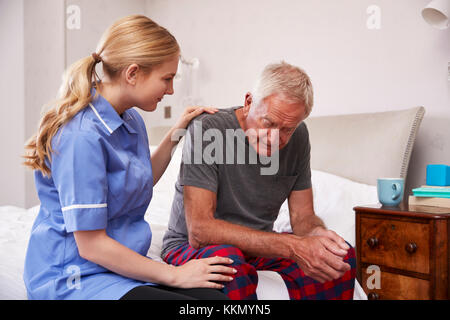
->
xmin=284 ymin=233 xmax=305 ymax=260
xmin=308 ymin=226 xmax=327 ymax=236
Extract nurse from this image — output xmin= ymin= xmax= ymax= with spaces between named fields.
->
xmin=22 ymin=15 xmax=235 ymax=300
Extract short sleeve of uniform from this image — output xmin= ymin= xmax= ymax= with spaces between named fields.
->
xmin=179 ymin=119 xmax=219 ymax=193
xmin=292 ymin=123 xmax=312 ymax=191
xmin=51 ymin=131 xmax=108 ymax=232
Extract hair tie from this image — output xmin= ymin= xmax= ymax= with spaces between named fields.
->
xmin=91 ymin=52 xmax=102 ymax=63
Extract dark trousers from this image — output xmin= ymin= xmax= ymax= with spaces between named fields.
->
xmin=120 ymin=285 xmax=229 ymax=300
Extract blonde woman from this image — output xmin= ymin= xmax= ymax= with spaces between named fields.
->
xmin=23 ymin=15 xmax=235 ymax=300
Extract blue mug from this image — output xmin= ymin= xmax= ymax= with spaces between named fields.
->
xmin=377 ymin=178 xmax=404 ymax=206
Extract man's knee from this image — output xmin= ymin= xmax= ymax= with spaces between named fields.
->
xmin=196 ymin=244 xmax=258 ymax=299
xmin=205 ymin=245 xmax=246 ymax=265
xmin=202 ymin=245 xmax=258 ymax=281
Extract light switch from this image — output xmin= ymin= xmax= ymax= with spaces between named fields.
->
xmin=164 ymin=106 xmax=171 ymax=119
xmin=448 ymin=62 xmax=450 ymax=81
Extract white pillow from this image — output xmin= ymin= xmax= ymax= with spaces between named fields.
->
xmin=145 ymin=145 xmax=183 ymax=226
xmin=273 ymin=170 xmax=378 ymax=247
xmin=0 ymin=205 xmax=40 ymax=299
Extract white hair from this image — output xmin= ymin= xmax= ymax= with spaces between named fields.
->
xmin=251 ymin=61 xmax=314 ymax=117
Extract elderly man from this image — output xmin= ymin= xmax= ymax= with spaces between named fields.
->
xmin=161 ymin=62 xmax=356 ymax=300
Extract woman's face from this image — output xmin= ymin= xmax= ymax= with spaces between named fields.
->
xmin=133 ymin=54 xmax=179 ymax=112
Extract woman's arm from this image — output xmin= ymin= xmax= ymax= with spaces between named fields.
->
xmin=150 ymin=126 xmax=180 ymax=185
xmin=151 ymin=106 xmax=218 ymax=185
xmin=74 ymin=229 xmax=236 ymax=289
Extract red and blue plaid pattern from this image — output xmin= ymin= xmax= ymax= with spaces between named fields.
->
xmin=164 ymin=242 xmax=356 ymax=300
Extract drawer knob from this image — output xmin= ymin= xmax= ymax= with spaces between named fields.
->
xmin=367 ymin=237 xmax=379 ymax=248
xmin=367 ymin=292 xmax=379 ymax=300
xmin=405 ymin=242 xmax=417 ymax=254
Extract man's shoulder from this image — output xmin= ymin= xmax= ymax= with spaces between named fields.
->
xmin=187 ymin=107 xmax=240 ymax=131
xmin=298 ymin=121 xmax=308 ymax=133
xmin=282 ymin=121 xmax=310 ymax=155
xmin=290 ymin=121 xmax=309 ymax=141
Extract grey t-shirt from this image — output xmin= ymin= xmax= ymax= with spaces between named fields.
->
xmin=161 ymin=106 xmax=311 ymax=258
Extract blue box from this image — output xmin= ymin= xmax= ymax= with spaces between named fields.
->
xmin=426 ymin=164 xmax=450 ymax=186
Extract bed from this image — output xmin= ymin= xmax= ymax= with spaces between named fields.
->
xmin=0 ymin=106 xmax=425 ymax=300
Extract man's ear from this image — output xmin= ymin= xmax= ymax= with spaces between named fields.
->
xmin=243 ymin=92 xmax=253 ymax=117
xmin=124 ymin=64 xmax=140 ymax=85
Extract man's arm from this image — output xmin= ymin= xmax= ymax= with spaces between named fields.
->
xmin=184 ymin=185 xmax=293 ymax=259
xmin=184 ymin=185 xmax=351 ymax=283
xmin=288 ymin=187 xmax=350 ymax=251
xmin=287 ymin=188 xmax=325 ymax=236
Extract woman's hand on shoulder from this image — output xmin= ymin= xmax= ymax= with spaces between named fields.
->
xmin=174 ymin=106 xmax=219 ymax=131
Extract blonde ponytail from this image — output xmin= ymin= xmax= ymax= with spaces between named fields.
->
xmin=23 ymin=55 xmax=100 ymax=176
xmin=23 ymin=15 xmax=179 ymax=176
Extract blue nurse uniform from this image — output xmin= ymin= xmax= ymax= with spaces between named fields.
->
xmin=24 ymin=89 xmax=155 ymax=299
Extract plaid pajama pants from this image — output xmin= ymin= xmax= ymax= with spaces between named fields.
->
xmin=164 ymin=242 xmax=356 ymax=300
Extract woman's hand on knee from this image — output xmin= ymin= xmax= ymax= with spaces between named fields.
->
xmin=172 ymin=256 xmax=237 ymax=289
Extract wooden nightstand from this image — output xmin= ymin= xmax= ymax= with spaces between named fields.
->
xmin=354 ymin=203 xmax=450 ymax=300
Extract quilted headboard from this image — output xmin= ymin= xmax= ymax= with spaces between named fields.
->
xmin=304 ymin=106 xmax=425 ymax=185
xmin=147 ymin=106 xmax=425 ymax=186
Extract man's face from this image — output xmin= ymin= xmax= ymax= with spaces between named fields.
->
xmin=243 ymin=93 xmax=306 ymax=156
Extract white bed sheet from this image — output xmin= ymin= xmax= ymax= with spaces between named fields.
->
xmin=0 ymin=148 xmax=374 ymax=299
xmin=0 ymin=205 xmax=38 ymax=299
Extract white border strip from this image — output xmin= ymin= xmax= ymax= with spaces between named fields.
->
xmin=89 ymin=103 xmax=113 ymax=134
xmin=62 ymin=203 xmax=107 ymax=212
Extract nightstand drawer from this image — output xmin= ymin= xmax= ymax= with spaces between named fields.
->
xmin=360 ymin=217 xmax=430 ymax=274
xmin=361 ymin=268 xmax=430 ymax=300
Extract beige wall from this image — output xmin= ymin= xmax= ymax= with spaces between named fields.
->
xmin=0 ymin=0 xmax=26 ymax=207
xmin=65 ymin=0 xmax=146 ymax=66
xmin=0 ymin=0 xmax=145 ymax=208
xmin=1 ymin=0 xmax=449 ymax=207
xmin=1 ymin=0 xmax=66 ymax=208
xmin=23 ymin=0 xmax=66 ymax=208
xmin=145 ymin=0 xmax=450 ymax=195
